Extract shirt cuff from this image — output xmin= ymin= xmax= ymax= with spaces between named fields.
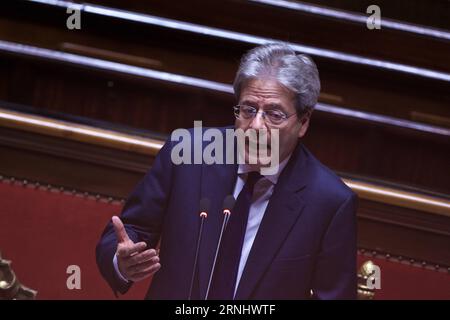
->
xmin=113 ymin=253 xmax=130 ymax=283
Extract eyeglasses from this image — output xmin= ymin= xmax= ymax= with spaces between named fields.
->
xmin=233 ymin=105 xmax=297 ymax=126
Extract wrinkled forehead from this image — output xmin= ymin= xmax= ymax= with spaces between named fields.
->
xmin=239 ymin=78 xmax=295 ymax=108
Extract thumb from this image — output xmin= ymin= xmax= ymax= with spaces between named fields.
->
xmin=112 ymin=216 xmax=130 ymax=244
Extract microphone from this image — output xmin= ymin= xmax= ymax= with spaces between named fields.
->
xmin=188 ymin=197 xmax=210 ymax=300
xmin=204 ymin=195 xmax=236 ymax=300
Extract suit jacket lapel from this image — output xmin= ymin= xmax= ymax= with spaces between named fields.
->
xmin=235 ymin=143 xmax=309 ymax=299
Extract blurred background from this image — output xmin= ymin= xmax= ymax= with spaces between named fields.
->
xmin=0 ymin=0 xmax=449 ymax=299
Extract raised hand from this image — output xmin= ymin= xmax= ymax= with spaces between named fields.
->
xmin=112 ymin=216 xmax=161 ymax=282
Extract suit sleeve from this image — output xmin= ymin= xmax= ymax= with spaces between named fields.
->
xmin=311 ymin=193 xmax=358 ymax=299
xmin=95 ymin=139 xmax=174 ymax=295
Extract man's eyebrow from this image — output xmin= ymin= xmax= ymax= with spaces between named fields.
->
xmin=264 ymin=103 xmax=285 ymax=110
xmin=240 ymin=100 xmax=258 ymax=106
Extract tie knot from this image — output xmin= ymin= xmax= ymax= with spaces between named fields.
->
xmin=246 ymin=171 xmax=262 ymax=188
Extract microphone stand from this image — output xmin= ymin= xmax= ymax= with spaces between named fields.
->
xmin=204 ymin=195 xmax=235 ymax=300
xmin=188 ymin=211 xmax=207 ymax=300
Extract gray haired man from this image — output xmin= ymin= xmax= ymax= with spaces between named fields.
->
xmin=96 ymin=43 xmax=358 ymax=300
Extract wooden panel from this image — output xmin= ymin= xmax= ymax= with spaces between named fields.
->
xmin=358 ymin=200 xmax=450 ymax=266
xmin=86 ymin=0 xmax=450 ymax=71
xmin=1 ymin=51 xmax=449 ymax=194
xmin=1 ymin=1 xmax=449 ymax=123
xmin=297 ymin=0 xmax=450 ymax=30
xmin=0 ymin=126 xmax=152 ymax=198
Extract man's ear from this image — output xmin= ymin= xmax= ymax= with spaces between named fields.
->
xmin=297 ymin=111 xmax=311 ymax=139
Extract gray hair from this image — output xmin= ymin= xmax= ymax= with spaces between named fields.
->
xmin=233 ymin=43 xmax=321 ymax=115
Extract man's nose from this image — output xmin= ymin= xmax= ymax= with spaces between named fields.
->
xmin=249 ymin=111 xmax=267 ymax=130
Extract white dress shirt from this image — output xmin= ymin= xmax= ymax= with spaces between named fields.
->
xmin=113 ymin=155 xmax=292 ymax=297
xmin=231 ymin=155 xmax=291 ymax=297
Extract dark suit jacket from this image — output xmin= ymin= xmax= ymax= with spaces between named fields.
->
xmin=96 ymin=126 xmax=358 ymax=299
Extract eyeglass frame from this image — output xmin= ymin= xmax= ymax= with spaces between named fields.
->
xmin=233 ymin=104 xmax=298 ymax=126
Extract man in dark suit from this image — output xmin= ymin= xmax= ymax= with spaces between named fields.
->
xmin=96 ymin=43 xmax=357 ymax=299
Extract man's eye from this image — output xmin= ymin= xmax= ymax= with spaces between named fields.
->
xmin=242 ymin=107 xmax=256 ymax=114
xmin=267 ymin=111 xmax=284 ymax=120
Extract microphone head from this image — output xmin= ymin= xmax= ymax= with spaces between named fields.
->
xmin=222 ymin=195 xmax=236 ymax=213
xmin=199 ymin=198 xmax=210 ymax=218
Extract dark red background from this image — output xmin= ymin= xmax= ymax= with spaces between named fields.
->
xmin=0 ymin=180 xmax=448 ymax=299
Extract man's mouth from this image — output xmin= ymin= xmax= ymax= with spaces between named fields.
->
xmin=247 ymin=141 xmax=272 ymax=154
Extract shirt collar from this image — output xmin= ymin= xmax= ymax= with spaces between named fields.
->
xmin=237 ymin=153 xmax=292 ymax=185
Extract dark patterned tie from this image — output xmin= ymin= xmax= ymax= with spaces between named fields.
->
xmin=209 ymin=171 xmax=262 ymax=299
